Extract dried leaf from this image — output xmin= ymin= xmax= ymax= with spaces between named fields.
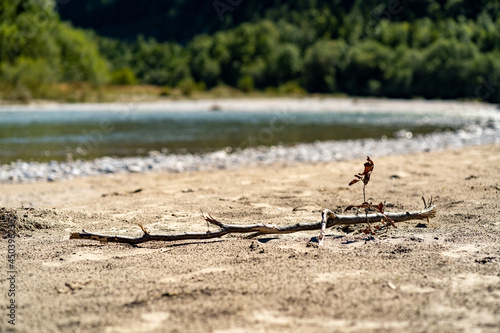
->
xmin=344 ymin=205 xmax=354 ymax=212
xmin=362 ymin=156 xmax=374 ymax=176
xmin=374 ymin=202 xmax=385 ymax=213
xmin=344 ymin=202 xmax=372 ymax=212
xmin=348 ymin=179 xmax=361 ymax=186
xmin=361 ymin=227 xmax=375 ymax=235
xmin=136 ymin=222 xmax=149 ymax=235
xmin=358 ymin=202 xmax=371 ymax=209
xmin=349 ymin=156 xmax=375 ymax=186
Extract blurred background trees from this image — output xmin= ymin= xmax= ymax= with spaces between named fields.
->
xmin=0 ymin=0 xmax=108 ymax=100
xmin=1 ymin=0 xmax=500 ymax=102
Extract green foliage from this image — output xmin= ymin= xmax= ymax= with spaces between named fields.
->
xmin=414 ymin=39 xmax=480 ymax=99
xmin=342 ymin=40 xmax=394 ymax=96
xmin=110 ymin=67 xmax=137 ymax=85
xmin=303 ymin=39 xmax=346 ymax=92
xmin=54 ymin=23 xmax=108 ymax=84
xmin=383 ymin=46 xmax=421 ymax=98
xmin=0 ymin=0 xmax=110 ymax=100
xmin=176 ymin=77 xmax=205 ymax=96
xmin=95 ymin=36 xmax=134 ymax=71
xmin=237 ymin=75 xmax=254 ymax=92
xmin=277 ymin=81 xmax=306 ymax=95
xmin=410 ymin=18 xmax=437 ymax=48
xmin=130 ymin=36 xmax=190 ymax=86
xmin=375 ymin=20 xmax=411 ymax=47
xmin=271 ymin=43 xmax=302 ymax=84
xmin=188 ymin=35 xmax=221 ymax=88
xmin=56 ymin=0 xmax=500 ymax=43
xmin=3 ymin=0 xmax=500 ymax=101
xmin=0 ymin=57 xmax=56 ymax=100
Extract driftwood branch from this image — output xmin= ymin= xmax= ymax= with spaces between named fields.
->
xmin=69 ymin=205 xmax=436 ymax=245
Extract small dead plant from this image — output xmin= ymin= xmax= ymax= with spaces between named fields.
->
xmin=345 ymin=156 xmax=396 ymax=234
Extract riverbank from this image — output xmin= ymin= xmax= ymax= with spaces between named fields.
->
xmin=1 ymin=97 xmax=499 ymax=183
xmin=1 ymin=96 xmax=498 ymax=113
xmin=1 ymin=145 xmax=499 ymax=332
xmin=1 ymin=119 xmax=499 ymax=183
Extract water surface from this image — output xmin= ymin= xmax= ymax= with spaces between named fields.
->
xmin=0 ymin=108 xmax=469 ymax=164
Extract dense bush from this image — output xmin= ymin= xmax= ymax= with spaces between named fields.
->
xmin=302 ymin=39 xmax=346 ymax=92
xmin=2 ymin=0 xmax=500 ymax=102
xmin=0 ymin=0 xmax=109 ymax=100
xmin=92 ymin=2 xmax=499 ymax=102
xmin=110 ymin=67 xmax=137 ymax=85
xmin=0 ymin=57 xmax=56 ymax=100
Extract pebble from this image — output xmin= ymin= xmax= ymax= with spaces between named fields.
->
xmin=0 ymin=123 xmax=498 ymax=184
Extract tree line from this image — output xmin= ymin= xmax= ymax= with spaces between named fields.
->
xmin=1 ymin=0 xmax=499 ymax=102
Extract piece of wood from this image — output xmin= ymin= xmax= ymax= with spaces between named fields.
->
xmin=69 ymin=206 xmax=437 ymax=245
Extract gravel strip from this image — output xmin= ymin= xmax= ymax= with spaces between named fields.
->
xmin=1 ymin=122 xmax=498 ymax=184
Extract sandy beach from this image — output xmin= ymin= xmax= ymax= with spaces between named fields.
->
xmin=2 ymin=0 xmax=500 ymax=329
xmin=1 ymin=143 xmax=499 ymax=332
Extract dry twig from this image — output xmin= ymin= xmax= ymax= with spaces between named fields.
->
xmin=70 ymin=205 xmax=436 ymax=245
xmin=70 ymin=156 xmax=437 ymax=246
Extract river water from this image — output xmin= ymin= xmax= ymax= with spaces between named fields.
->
xmin=0 ymin=106 xmax=491 ymax=164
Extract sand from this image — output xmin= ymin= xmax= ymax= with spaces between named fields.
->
xmin=1 ymin=144 xmax=499 ymax=332
xmin=1 ymin=97 xmax=498 ymax=114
